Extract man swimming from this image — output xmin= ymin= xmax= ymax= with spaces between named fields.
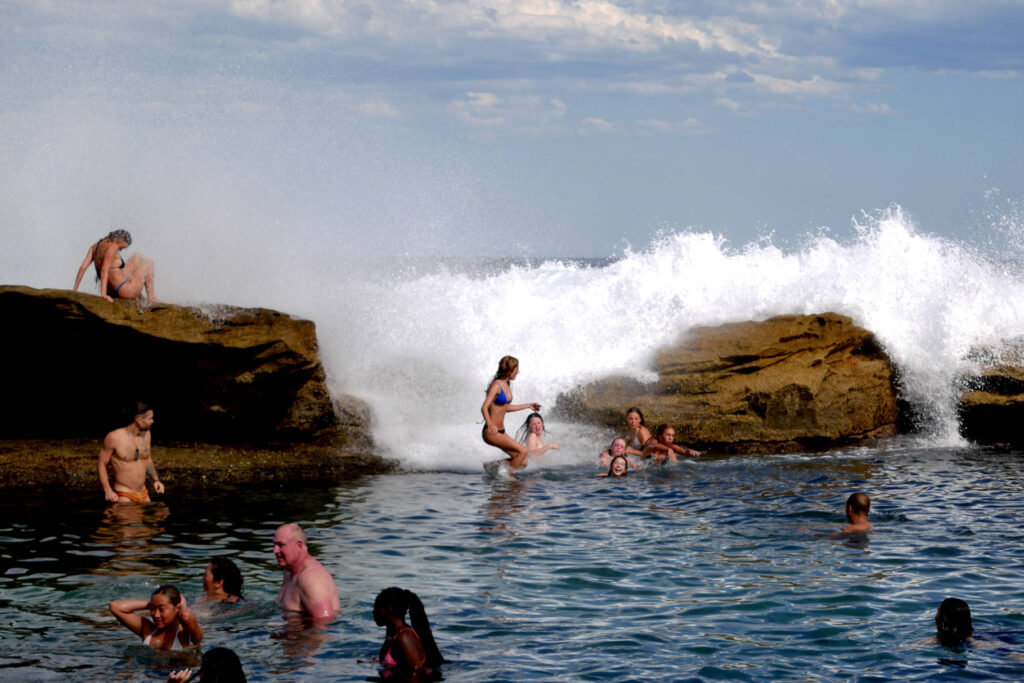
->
xmin=838 ymin=491 xmax=872 ymax=535
xmin=97 ymin=402 xmax=164 ymax=503
xmin=273 ymin=523 xmax=341 ymax=622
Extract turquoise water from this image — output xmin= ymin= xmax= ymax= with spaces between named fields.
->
xmin=4 ymin=441 xmax=1024 ymax=681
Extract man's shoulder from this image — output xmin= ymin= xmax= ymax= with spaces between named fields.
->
xmin=103 ymin=427 xmax=128 ymax=444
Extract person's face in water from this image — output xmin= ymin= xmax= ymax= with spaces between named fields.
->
xmin=660 ymin=427 xmax=676 ymax=445
xmin=609 ymin=439 xmax=626 ymax=457
xmin=148 ymin=592 xmax=179 ymax=628
xmin=528 ymin=416 xmax=544 ymax=435
xmin=626 ymin=411 xmax=642 ymax=431
xmin=610 ymin=457 xmax=628 ymax=476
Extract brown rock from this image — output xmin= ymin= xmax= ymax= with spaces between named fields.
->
xmin=554 ymin=313 xmax=901 ymax=453
xmin=0 ymin=286 xmax=373 ymax=449
xmin=958 ymin=342 xmax=1024 ymax=445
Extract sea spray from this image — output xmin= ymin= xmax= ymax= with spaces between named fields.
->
xmin=307 ymin=207 xmax=1024 ymax=469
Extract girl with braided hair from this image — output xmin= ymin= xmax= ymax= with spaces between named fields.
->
xmin=373 ymin=587 xmax=443 ymax=681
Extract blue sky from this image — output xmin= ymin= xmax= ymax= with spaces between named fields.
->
xmin=2 ymin=0 xmax=1023 ymax=258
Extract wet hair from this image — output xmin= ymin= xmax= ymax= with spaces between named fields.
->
xmin=846 ymin=492 xmax=870 ymax=515
xmin=152 ymin=584 xmax=182 ymax=607
xmin=375 ymin=587 xmax=444 ymax=669
xmin=128 ymin=401 xmax=152 ymax=420
xmin=625 ymin=407 xmax=646 ymax=425
xmin=492 ymin=355 xmax=519 ymax=382
xmin=655 ymin=423 xmax=674 ymax=439
xmin=936 ymin=598 xmax=973 ymax=646
xmin=210 ymin=556 xmax=244 ymax=598
xmin=516 ymin=412 xmax=545 ymax=443
xmin=104 ymin=229 xmax=132 ymax=246
xmin=607 ymin=455 xmax=629 ymax=477
xmin=199 ymin=647 xmax=246 ymax=682
xmin=609 ymin=437 xmax=627 ymax=450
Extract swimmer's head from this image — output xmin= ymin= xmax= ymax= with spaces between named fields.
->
xmin=655 ymin=423 xmax=675 ymax=441
xmin=198 ymin=647 xmax=246 ymax=682
xmin=608 ymin=455 xmax=628 ymax=477
xmin=846 ymin=492 xmax=870 ymax=520
xmin=206 ymin=556 xmax=244 ymax=599
xmin=494 ymin=355 xmax=519 ymax=381
xmin=626 ymin=407 xmax=646 ymax=427
xmin=149 ymin=584 xmax=183 ymax=626
xmin=608 ymin=437 xmax=627 ymax=457
xmin=936 ymin=598 xmax=972 ymax=646
xmin=105 ymin=229 xmax=132 ymax=247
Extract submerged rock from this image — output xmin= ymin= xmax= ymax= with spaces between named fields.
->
xmin=958 ymin=342 xmax=1024 ymax=446
xmin=554 ymin=313 xmax=901 ymax=453
xmin=0 ymin=286 xmax=372 ymax=449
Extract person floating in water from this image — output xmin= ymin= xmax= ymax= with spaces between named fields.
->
xmin=516 ymin=412 xmax=559 ymax=463
xmin=597 ymin=453 xmax=630 ymax=477
xmin=73 ymin=228 xmax=160 ymax=302
xmin=935 ymin=598 xmax=974 ymax=647
xmin=480 ymin=356 xmax=540 ymax=473
xmin=800 ymin=492 xmax=873 ymax=537
xmin=110 ymin=584 xmax=203 ymax=651
xmin=97 ymin=402 xmax=164 ymax=504
xmin=838 ymin=492 xmax=872 ymax=535
xmin=373 ymin=587 xmax=443 ymax=682
xmin=599 ymin=437 xmax=644 ymax=469
xmin=203 ymin=556 xmax=244 ymax=603
xmin=273 ymin=523 xmax=340 ymax=622
xmin=642 ymin=424 xmax=701 ymax=464
xmin=168 ymin=646 xmax=246 ymax=682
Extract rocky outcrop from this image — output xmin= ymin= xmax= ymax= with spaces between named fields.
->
xmin=554 ymin=313 xmax=901 ymax=453
xmin=0 ymin=286 xmax=372 ymax=449
xmin=958 ymin=342 xmax=1024 ymax=446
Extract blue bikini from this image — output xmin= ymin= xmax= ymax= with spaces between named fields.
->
xmin=494 ymin=384 xmax=511 ymax=406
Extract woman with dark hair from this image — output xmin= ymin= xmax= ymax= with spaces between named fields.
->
xmin=516 ymin=412 xmax=559 ymax=461
xmin=109 ymin=584 xmax=202 ymax=650
xmin=597 ymin=454 xmax=630 ymax=478
xmin=203 ymin=556 xmax=244 ymax=603
xmin=168 ymin=647 xmax=246 ymax=682
xmin=936 ymin=598 xmax=974 ymax=647
xmin=73 ymin=229 xmax=160 ymax=302
xmin=480 ymin=355 xmax=541 ymax=472
xmin=373 ymin=587 xmax=443 ymax=681
xmin=623 ymin=407 xmax=652 ymax=456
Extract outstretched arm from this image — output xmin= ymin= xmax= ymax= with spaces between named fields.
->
xmin=509 ymin=401 xmax=541 ymax=413
xmin=526 ymin=433 xmax=558 ymax=456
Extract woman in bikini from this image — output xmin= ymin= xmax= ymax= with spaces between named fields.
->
xmin=373 ymin=587 xmax=443 ymax=682
xmin=481 ymin=356 xmax=540 ymax=472
xmin=515 ymin=412 xmax=560 ymax=462
xmin=109 ymin=584 xmax=203 ymax=650
xmin=73 ymin=229 xmax=160 ymax=302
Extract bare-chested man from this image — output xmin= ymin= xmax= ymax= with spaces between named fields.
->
xmin=273 ymin=524 xmax=341 ymax=622
xmin=97 ymin=403 xmax=164 ymax=504
xmin=73 ymin=229 xmax=160 ymax=302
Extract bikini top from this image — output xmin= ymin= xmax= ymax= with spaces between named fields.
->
xmin=141 ymin=622 xmax=185 ymax=650
xmin=494 ymin=383 xmax=511 ymax=406
xmin=382 ymin=627 xmax=425 ymax=669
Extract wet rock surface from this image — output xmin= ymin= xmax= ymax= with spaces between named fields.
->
xmin=554 ymin=313 xmax=901 ymax=453
xmin=959 ymin=342 xmax=1024 ymax=446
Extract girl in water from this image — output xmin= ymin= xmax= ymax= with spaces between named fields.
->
xmin=202 ymin=556 xmax=244 ymax=603
xmin=110 ymin=584 xmax=203 ymax=650
xmin=599 ymin=437 xmax=644 ymax=470
xmin=623 ymin=407 xmax=653 ymax=456
xmin=516 ymin=412 xmax=560 ymax=462
xmin=597 ymin=454 xmax=630 ymax=477
xmin=481 ymin=356 xmax=540 ymax=472
xmin=373 ymin=587 xmax=443 ymax=681
xmin=643 ymin=424 xmax=701 ymax=464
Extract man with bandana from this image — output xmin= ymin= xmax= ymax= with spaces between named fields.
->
xmin=97 ymin=402 xmax=165 ymax=503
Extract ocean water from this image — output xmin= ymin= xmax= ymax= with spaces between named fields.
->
xmin=4 ymin=442 xmax=1024 ymax=681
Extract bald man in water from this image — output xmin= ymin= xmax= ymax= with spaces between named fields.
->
xmin=273 ymin=524 xmax=341 ymax=622
xmin=838 ymin=491 xmax=872 ymax=535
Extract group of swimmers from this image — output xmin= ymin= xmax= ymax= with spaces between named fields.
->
xmin=480 ymin=355 xmax=702 ymax=477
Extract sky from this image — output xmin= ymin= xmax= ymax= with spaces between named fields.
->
xmin=2 ymin=0 xmax=1024 ymax=261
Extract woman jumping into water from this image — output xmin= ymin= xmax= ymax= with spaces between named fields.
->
xmin=109 ymin=584 xmax=202 ymax=650
xmin=481 ymin=356 xmax=540 ymax=472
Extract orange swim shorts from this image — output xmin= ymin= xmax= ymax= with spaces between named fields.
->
xmin=116 ymin=488 xmax=150 ymax=503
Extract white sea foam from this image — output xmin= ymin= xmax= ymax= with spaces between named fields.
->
xmin=277 ymin=206 xmax=1024 ymax=470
